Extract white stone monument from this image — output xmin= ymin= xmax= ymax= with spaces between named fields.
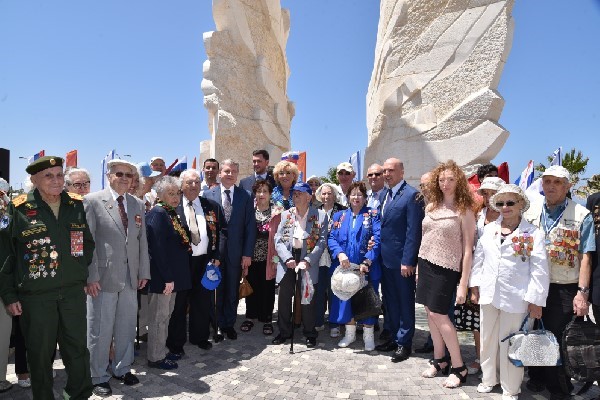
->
xmin=365 ymin=0 xmax=515 ymax=181
xmin=201 ymin=0 xmax=294 ymax=176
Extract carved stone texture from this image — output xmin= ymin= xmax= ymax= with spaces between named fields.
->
xmin=201 ymin=0 xmax=294 ymax=176
xmin=365 ymin=0 xmax=514 ymax=182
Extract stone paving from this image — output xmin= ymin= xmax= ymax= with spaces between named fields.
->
xmin=3 ymin=301 xmax=599 ymax=400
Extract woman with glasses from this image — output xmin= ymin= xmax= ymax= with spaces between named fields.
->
xmin=65 ymin=168 xmax=91 ymax=196
xmin=416 ymin=160 xmax=476 ymax=388
xmin=469 ymin=184 xmax=549 ymax=400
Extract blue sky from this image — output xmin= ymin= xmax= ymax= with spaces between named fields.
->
xmin=1 ymin=0 xmax=599 ymax=191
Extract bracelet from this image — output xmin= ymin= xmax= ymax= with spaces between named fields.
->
xmin=578 ymin=286 xmax=590 ymax=295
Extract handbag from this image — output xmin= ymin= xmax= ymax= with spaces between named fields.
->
xmin=562 ymin=315 xmax=600 ymax=383
xmin=501 ymin=315 xmax=561 ymax=367
xmin=350 ymin=274 xmax=382 ymax=321
xmin=238 ymin=277 xmax=253 ymax=299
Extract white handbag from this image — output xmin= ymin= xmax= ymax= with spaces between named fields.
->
xmin=501 ymin=315 xmax=562 ymax=367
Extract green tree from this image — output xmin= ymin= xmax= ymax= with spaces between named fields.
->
xmin=320 ymin=166 xmax=339 ymax=185
xmin=534 ymin=148 xmax=589 ymax=187
xmin=575 ymin=174 xmax=600 ymax=197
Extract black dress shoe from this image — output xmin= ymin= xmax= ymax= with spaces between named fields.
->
xmin=214 ymin=328 xmax=224 ymax=343
xmin=549 ymin=393 xmax=572 ymax=400
xmin=379 ymin=329 xmax=392 ymax=342
xmin=112 ymin=372 xmax=139 ymax=386
xmin=92 ymin=382 xmax=112 ymax=397
xmin=306 ymin=337 xmax=316 ymax=348
xmin=391 ymin=345 xmax=411 ymax=363
xmin=197 ymin=340 xmax=213 ymax=350
xmin=526 ymin=379 xmax=545 ymax=393
xmin=271 ymin=335 xmax=289 ymax=345
xmin=375 ymin=340 xmax=398 ymax=352
xmin=223 ymin=327 xmax=238 ymax=340
xmin=414 ymin=342 xmax=434 ymax=354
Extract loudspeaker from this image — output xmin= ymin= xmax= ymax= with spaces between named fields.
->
xmin=0 ymin=148 xmax=9 ymax=182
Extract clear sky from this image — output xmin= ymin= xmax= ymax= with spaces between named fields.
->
xmin=1 ymin=0 xmax=599 ymax=191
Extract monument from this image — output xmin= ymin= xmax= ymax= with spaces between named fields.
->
xmin=365 ymin=0 xmax=515 ymax=181
xmin=201 ymin=0 xmax=294 ymax=176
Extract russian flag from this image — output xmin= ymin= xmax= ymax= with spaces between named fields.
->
xmin=514 ymin=160 xmax=535 ymax=190
xmin=27 ymin=150 xmax=45 ymax=165
xmin=281 ymin=151 xmax=300 ymax=163
xmin=170 ymin=156 xmax=188 ymax=173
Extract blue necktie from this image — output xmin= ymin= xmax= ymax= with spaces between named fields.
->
xmin=383 ymin=189 xmax=393 ymax=216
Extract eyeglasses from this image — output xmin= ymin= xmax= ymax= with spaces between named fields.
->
xmin=69 ymin=181 xmax=90 ymax=189
xmin=367 ymin=173 xmax=382 ymax=178
xmin=495 ymin=200 xmax=519 ymax=208
xmin=338 ymin=171 xmax=352 ymax=176
xmin=113 ymin=172 xmax=134 ymax=179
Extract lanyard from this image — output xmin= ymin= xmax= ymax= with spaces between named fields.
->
xmin=541 ymin=199 xmax=568 ymax=238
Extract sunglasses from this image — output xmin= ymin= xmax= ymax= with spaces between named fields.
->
xmin=367 ymin=173 xmax=382 ymax=177
xmin=337 ymin=171 xmax=352 ymax=176
xmin=495 ymin=200 xmax=519 ymax=207
xmin=114 ymin=172 xmax=134 ymax=179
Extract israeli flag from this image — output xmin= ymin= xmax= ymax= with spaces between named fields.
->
xmin=101 ymin=149 xmax=116 ymax=189
xmin=550 ymin=147 xmax=562 ymax=166
xmin=514 ymin=160 xmax=535 ymax=190
xmin=348 ymin=150 xmax=361 ymax=181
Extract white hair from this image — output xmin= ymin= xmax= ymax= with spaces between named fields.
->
xmin=65 ymin=168 xmax=90 ymax=184
xmin=180 ymin=168 xmax=201 ymax=181
xmin=153 ymin=176 xmax=181 ymax=196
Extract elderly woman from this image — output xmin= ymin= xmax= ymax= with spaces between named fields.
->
xmin=242 ymin=179 xmax=277 ymax=335
xmin=145 ymin=176 xmax=192 ymax=370
xmin=470 ymin=184 xmax=549 ymax=400
xmin=313 ymin=183 xmax=346 ymax=336
xmin=328 ymin=182 xmax=381 ymax=350
xmin=307 ymin=175 xmax=322 ymax=207
xmin=272 ymin=160 xmax=299 ymax=211
xmin=271 ymin=183 xmax=328 ymax=347
xmin=64 ymin=167 xmax=92 ymax=196
xmin=416 ymin=160 xmax=476 ymax=388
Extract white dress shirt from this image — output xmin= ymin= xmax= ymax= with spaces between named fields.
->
xmin=109 ymin=187 xmax=128 ymax=214
xmin=183 ymin=197 xmax=209 ymax=256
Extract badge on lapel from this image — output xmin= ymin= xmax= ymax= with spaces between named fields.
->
xmin=135 ymin=214 xmax=142 ymax=228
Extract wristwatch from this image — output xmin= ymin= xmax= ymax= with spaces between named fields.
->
xmin=578 ymin=286 xmax=590 ymax=295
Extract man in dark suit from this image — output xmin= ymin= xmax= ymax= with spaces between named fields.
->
xmin=239 ymin=150 xmax=276 ymax=193
xmin=375 ymin=158 xmax=424 ymax=363
xmin=166 ymin=169 xmax=225 ymax=353
xmin=203 ymin=159 xmax=256 ymax=340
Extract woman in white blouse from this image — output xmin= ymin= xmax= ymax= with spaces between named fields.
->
xmin=469 ymin=184 xmax=549 ymax=400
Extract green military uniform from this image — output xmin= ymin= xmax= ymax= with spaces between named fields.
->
xmin=0 ymin=158 xmax=95 ymax=400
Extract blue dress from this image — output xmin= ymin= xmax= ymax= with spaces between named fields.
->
xmin=328 ymin=206 xmax=381 ymax=325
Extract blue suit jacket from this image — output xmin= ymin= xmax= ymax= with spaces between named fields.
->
xmin=239 ymin=173 xmax=276 ymax=194
xmin=378 ymin=183 xmax=424 ymax=268
xmin=202 ymin=185 xmax=256 ymax=268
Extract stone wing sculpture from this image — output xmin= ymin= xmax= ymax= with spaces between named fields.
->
xmin=365 ymin=0 xmax=515 ymax=181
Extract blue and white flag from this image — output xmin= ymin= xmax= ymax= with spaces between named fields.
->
xmin=101 ymin=149 xmax=116 ymax=189
xmin=514 ymin=160 xmax=535 ymax=190
xmin=170 ymin=156 xmax=188 ymax=173
xmin=550 ymin=147 xmax=562 ymax=166
xmin=348 ymin=150 xmax=361 ymax=181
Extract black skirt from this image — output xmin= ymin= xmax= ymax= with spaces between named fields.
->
xmin=415 ymin=257 xmax=460 ymax=315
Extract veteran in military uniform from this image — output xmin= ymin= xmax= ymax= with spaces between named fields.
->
xmin=0 ymin=156 xmax=94 ymax=400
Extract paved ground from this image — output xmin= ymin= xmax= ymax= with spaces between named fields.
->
xmin=3 ymin=301 xmax=599 ymax=400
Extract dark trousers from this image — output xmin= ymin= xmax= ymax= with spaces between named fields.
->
xmin=245 ymin=260 xmax=276 ymax=323
xmin=381 ymin=266 xmax=416 ymax=347
xmin=529 ymin=283 xmax=578 ymax=395
xmin=167 ymin=254 xmax=213 ymax=352
xmin=218 ymin=258 xmax=242 ymax=329
xmin=314 ymin=266 xmax=331 ymax=327
xmin=19 ymin=286 xmax=92 ymax=400
xmin=12 ymin=316 xmax=28 ymax=374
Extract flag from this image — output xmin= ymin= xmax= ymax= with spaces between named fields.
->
xmin=281 ymin=151 xmax=300 ymax=163
xmin=297 ymin=152 xmax=307 ymax=183
xmin=27 ymin=150 xmax=45 ymax=165
xmin=192 ymin=157 xmax=197 ymax=170
xmin=170 ymin=156 xmax=188 ymax=173
xmin=165 ymin=158 xmax=179 ymax=175
xmin=348 ymin=150 xmax=361 ymax=181
xmin=497 ymin=162 xmax=509 ymax=183
xmin=65 ymin=150 xmax=77 ymax=168
xmin=525 ymin=177 xmax=544 ymax=204
xmin=101 ymin=149 xmax=116 ymax=189
xmin=550 ymin=147 xmax=562 ymax=166
xmin=514 ymin=160 xmax=535 ymax=190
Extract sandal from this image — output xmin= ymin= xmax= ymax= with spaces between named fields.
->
xmin=263 ymin=323 xmax=274 ymax=335
xmin=240 ymin=320 xmax=254 ymax=332
xmin=421 ymin=356 xmax=450 ymax=378
xmin=443 ymin=365 xmax=468 ymax=388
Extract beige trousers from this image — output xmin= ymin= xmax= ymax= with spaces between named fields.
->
xmin=480 ymin=304 xmax=528 ymax=396
xmin=0 ymin=300 xmax=11 ymax=380
xmin=147 ymin=293 xmax=176 ymax=362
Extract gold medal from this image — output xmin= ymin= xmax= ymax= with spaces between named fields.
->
xmin=41 ymin=250 xmax=48 ymax=258
xmin=50 ymin=250 xmax=58 ymax=260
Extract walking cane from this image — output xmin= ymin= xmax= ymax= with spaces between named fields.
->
xmin=213 ymin=288 xmax=219 ymax=338
xmin=290 ymin=249 xmax=302 ymax=354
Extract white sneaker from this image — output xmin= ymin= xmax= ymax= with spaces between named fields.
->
xmin=477 ymin=383 xmax=495 ymax=393
xmin=315 ymin=325 xmax=325 ymax=332
xmin=18 ymin=378 xmax=31 ymax=388
xmin=363 ymin=326 xmax=375 ymax=351
xmin=330 ymin=327 xmax=341 ymax=338
xmin=338 ymin=325 xmax=356 ymax=348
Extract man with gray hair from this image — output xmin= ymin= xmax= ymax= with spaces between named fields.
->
xmin=203 ymin=160 xmax=256 ymax=341
xmin=65 ymin=167 xmax=92 ymax=196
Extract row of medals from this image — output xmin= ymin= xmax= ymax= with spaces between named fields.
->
xmin=25 ymin=237 xmax=59 ymax=279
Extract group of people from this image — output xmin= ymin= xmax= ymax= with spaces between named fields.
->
xmin=0 ymin=149 xmax=598 ymax=400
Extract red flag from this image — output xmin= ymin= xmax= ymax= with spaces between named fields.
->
xmin=65 ymin=150 xmax=77 ymax=168
xmin=497 ymin=162 xmax=509 ymax=183
xmin=192 ymin=157 xmax=197 ymax=170
xmin=165 ymin=158 xmax=178 ymax=174
xmin=297 ymin=152 xmax=307 ymax=182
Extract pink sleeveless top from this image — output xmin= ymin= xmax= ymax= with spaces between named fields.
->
xmin=418 ymin=207 xmax=463 ymax=272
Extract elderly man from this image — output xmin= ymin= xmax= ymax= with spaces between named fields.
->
xmin=0 ymin=156 xmax=94 ymax=399
xmin=150 ymin=156 xmax=167 ymax=177
xmin=239 ymin=149 xmax=276 ymax=193
xmin=200 ymin=158 xmax=220 ymax=195
xmin=524 ymin=165 xmax=595 ymax=400
xmin=375 ymin=158 xmax=424 ymax=363
xmin=336 ymin=162 xmax=355 ymax=206
xmin=203 ymin=159 xmax=256 ymax=340
xmin=167 ymin=168 xmax=225 ymax=353
xmin=84 ymin=159 xmax=151 ymax=397
xmin=366 ymin=163 xmax=385 ymax=209
xmin=65 ymin=167 xmax=92 ymax=196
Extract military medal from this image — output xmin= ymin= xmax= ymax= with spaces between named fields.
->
xmin=50 ymin=250 xmax=58 ymax=260
xmin=135 ymin=214 xmax=142 ymax=228
xmin=70 ymin=231 xmax=84 ymax=257
xmin=41 ymin=250 xmax=48 ymax=258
